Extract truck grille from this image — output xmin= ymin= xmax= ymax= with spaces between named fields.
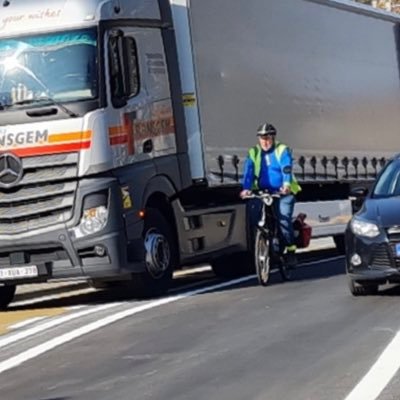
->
xmin=0 ymin=153 xmax=78 ymax=235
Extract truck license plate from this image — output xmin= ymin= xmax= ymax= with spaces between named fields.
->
xmin=0 ymin=265 xmax=38 ymax=280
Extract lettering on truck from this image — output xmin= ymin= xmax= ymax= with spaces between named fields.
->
xmin=0 ymin=130 xmax=49 ymax=148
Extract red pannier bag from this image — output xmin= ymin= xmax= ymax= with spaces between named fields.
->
xmin=293 ymin=213 xmax=312 ymax=249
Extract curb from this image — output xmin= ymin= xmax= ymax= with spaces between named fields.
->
xmin=14 ymin=281 xmax=90 ymax=303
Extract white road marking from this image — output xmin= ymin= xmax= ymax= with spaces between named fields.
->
xmin=344 ymin=331 xmax=400 ymax=400
xmin=173 ymin=265 xmax=211 ymax=277
xmin=11 ymin=288 xmax=97 ymax=308
xmin=9 ymin=317 xmax=46 ymax=330
xmin=0 ymin=302 xmax=122 ymax=350
xmin=10 ymin=266 xmax=212 ymax=308
xmin=0 ymin=275 xmax=254 ymax=374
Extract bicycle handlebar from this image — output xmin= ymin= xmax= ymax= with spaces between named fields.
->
xmin=242 ymin=191 xmax=280 ymax=205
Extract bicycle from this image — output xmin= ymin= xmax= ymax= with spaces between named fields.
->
xmin=244 ymin=191 xmax=293 ymax=286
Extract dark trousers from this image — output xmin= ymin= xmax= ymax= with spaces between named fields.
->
xmin=247 ymin=194 xmax=296 ymax=247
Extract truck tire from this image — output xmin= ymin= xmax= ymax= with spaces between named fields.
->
xmin=333 ymin=234 xmax=346 ymax=254
xmin=0 ymin=285 xmax=16 ymax=309
xmin=211 ymin=252 xmax=254 ymax=279
xmin=130 ymin=208 xmax=177 ymax=298
xmin=348 ymin=279 xmax=378 ymax=296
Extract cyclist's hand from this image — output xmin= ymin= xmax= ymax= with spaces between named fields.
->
xmin=280 ymin=186 xmax=291 ymax=195
xmin=240 ymin=189 xmax=252 ymax=199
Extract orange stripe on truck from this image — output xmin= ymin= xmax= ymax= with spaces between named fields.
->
xmin=109 ymin=126 xmax=128 ymax=147
xmin=49 ymin=130 xmax=92 ymax=143
xmin=109 ymin=126 xmax=127 ymax=137
xmin=11 ymin=141 xmax=91 ymax=157
xmin=0 ymin=130 xmax=93 ymax=158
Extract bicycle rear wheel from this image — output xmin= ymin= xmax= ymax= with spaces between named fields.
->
xmin=254 ymin=230 xmax=271 ymax=286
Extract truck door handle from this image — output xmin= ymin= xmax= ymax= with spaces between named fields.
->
xmin=26 ymin=107 xmax=58 ymax=117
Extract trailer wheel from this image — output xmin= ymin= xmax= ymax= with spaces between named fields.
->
xmin=0 ymin=285 xmax=16 ymax=309
xmin=211 ymin=252 xmax=254 ymax=279
xmin=130 ymin=208 xmax=177 ymax=298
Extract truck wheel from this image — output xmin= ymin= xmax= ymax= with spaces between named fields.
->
xmin=0 ymin=285 xmax=16 ymax=309
xmin=333 ymin=234 xmax=346 ymax=254
xmin=211 ymin=252 xmax=254 ymax=279
xmin=348 ymin=279 xmax=378 ymax=296
xmin=130 ymin=208 xmax=177 ymax=298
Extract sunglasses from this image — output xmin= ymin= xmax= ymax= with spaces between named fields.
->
xmin=257 ymin=135 xmax=274 ymax=139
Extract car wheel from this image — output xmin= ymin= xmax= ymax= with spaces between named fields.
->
xmin=348 ymin=278 xmax=379 ymax=296
xmin=0 ymin=285 xmax=16 ymax=309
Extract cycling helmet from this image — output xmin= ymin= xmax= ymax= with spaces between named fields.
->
xmin=257 ymin=122 xmax=277 ymax=136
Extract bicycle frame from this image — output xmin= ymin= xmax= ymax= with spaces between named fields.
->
xmin=244 ymin=191 xmax=293 ymax=285
xmin=253 ymin=192 xmax=283 ymax=257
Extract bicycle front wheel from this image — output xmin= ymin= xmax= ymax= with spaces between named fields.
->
xmin=254 ymin=230 xmax=271 ymax=286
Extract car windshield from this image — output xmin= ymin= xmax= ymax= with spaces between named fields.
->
xmin=0 ymin=28 xmax=98 ymax=108
xmin=372 ymin=160 xmax=400 ymax=198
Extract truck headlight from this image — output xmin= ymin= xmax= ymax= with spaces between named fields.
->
xmin=350 ymin=218 xmax=380 ymax=238
xmin=72 ymin=192 xmax=109 ymax=239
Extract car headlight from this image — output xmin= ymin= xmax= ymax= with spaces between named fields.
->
xmin=350 ymin=218 xmax=380 ymax=238
xmin=71 ymin=191 xmax=109 ymax=239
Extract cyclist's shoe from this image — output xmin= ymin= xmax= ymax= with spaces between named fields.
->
xmin=285 ymin=251 xmax=298 ymax=269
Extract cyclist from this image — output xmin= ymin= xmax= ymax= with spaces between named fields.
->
xmin=240 ymin=122 xmax=301 ymax=267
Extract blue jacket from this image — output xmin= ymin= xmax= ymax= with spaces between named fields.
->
xmin=242 ymin=144 xmax=293 ymax=192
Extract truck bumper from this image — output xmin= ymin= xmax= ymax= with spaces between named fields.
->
xmin=0 ymin=226 xmax=145 ymax=286
xmin=0 ymin=178 xmax=146 ymax=285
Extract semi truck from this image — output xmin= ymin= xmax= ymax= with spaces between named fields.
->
xmin=0 ymin=0 xmax=398 ymax=307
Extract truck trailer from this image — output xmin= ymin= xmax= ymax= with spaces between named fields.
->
xmin=0 ymin=0 xmax=398 ymax=307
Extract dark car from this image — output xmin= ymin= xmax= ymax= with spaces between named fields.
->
xmin=346 ymin=155 xmax=400 ymax=296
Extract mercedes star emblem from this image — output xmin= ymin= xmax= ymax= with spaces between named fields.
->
xmin=0 ymin=153 xmax=23 ymax=188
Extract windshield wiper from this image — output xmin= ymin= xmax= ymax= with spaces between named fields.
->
xmin=14 ymin=97 xmax=79 ymax=118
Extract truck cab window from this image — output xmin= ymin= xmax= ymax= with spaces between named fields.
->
xmin=108 ymin=33 xmax=139 ymax=107
xmin=0 ymin=28 xmax=98 ymax=108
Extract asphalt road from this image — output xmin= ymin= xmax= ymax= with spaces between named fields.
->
xmin=1 ymin=253 xmax=400 ymax=400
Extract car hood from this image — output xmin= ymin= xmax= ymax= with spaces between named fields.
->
xmin=359 ymin=198 xmax=400 ymax=228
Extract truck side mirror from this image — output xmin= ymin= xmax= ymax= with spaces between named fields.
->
xmin=121 ymin=36 xmax=139 ymax=98
xmin=108 ymin=30 xmax=128 ymax=108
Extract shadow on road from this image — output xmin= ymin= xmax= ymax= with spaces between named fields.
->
xmin=4 ymin=248 xmax=346 ymax=312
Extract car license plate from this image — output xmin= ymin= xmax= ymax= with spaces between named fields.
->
xmin=0 ymin=265 xmax=38 ymax=280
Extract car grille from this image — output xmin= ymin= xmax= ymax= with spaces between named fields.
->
xmin=369 ymin=244 xmax=393 ymax=270
xmin=0 ymin=153 xmax=78 ymax=235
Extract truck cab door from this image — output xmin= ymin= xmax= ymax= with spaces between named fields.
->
xmin=106 ymin=27 xmax=177 ymax=168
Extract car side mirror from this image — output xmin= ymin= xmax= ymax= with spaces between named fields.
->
xmin=350 ymin=187 xmax=368 ymax=198
xmin=350 ymin=187 xmax=368 ymax=214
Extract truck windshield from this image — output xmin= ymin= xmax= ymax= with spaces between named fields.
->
xmin=0 ymin=28 xmax=98 ymax=109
